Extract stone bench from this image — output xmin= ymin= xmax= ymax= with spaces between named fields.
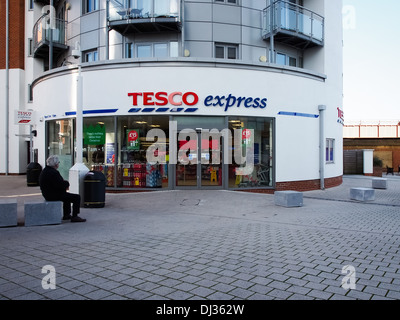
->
xmin=372 ymin=178 xmax=387 ymax=190
xmin=0 ymin=201 xmax=18 ymax=227
xmin=24 ymin=201 xmax=63 ymax=227
xmin=350 ymin=188 xmax=375 ymax=202
xmin=275 ymin=191 xmax=303 ymax=208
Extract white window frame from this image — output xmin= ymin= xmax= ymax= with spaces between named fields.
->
xmin=215 ymin=0 xmax=238 ymax=4
xmin=326 ymin=138 xmax=335 ymax=163
xmin=215 ymin=43 xmax=238 ymax=60
xmin=276 ymin=52 xmax=298 ymax=67
xmin=84 ymin=0 xmax=99 ymax=14
xmin=83 ymin=49 xmax=99 ymax=62
xmin=135 ymin=42 xmax=179 ymax=58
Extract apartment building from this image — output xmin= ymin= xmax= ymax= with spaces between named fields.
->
xmin=0 ymin=0 xmax=343 ymax=191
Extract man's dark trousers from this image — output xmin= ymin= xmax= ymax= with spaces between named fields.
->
xmin=60 ymin=193 xmax=81 ymax=217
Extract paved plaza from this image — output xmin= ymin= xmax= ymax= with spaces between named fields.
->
xmin=0 ymin=175 xmax=399 ymax=301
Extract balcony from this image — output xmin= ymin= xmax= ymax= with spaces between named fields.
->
xmin=34 ymin=0 xmax=62 ymax=5
xmin=108 ymin=0 xmax=182 ymax=34
xmin=33 ymin=15 xmax=68 ymax=59
xmin=262 ymin=0 xmax=324 ymax=50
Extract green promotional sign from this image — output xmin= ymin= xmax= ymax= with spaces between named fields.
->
xmin=84 ymin=124 xmax=105 ymax=145
xmin=127 ymin=129 xmax=140 ymax=150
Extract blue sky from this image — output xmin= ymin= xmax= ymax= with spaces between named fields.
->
xmin=343 ymin=0 xmax=400 ymax=121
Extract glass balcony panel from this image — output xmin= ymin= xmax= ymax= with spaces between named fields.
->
xmin=262 ymin=0 xmax=324 ymax=49
xmin=312 ymin=18 xmax=324 ymax=41
xmin=300 ymin=14 xmax=312 ymax=37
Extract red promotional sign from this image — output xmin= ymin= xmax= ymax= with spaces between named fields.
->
xmin=242 ymin=129 xmax=251 ymax=139
xmin=128 ymin=130 xmax=139 ymax=142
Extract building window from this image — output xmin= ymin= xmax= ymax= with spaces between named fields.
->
xmin=28 ymin=38 xmax=33 ymax=56
xmin=326 ymin=139 xmax=335 ymax=163
xmin=29 ymin=0 xmax=34 ymax=10
xmin=275 ymin=52 xmax=302 ymax=68
xmin=215 ymin=44 xmax=238 ymax=60
xmin=137 ymin=44 xmax=152 ymax=58
xmin=28 ymin=84 xmax=33 ymax=102
xmin=84 ymin=50 xmax=98 ymax=62
xmin=125 ymin=43 xmax=134 ymax=58
xmin=84 ymin=0 xmax=99 ymax=14
xmin=215 ymin=0 xmax=238 ymax=4
xmin=135 ymin=42 xmax=179 ymax=58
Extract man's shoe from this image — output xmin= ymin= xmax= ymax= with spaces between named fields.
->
xmin=63 ymin=215 xmax=72 ymax=221
xmin=71 ymin=216 xmax=86 ymax=223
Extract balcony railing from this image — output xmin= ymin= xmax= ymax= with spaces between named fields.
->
xmin=263 ymin=0 xmax=324 ymax=49
xmin=33 ymin=15 xmax=68 ymax=59
xmin=108 ymin=0 xmax=181 ymax=34
xmin=34 ymin=0 xmax=62 ymax=5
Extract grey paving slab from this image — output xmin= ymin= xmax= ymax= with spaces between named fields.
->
xmin=1 ymin=175 xmax=400 ymax=301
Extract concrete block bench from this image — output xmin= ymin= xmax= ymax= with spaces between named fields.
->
xmin=24 ymin=201 xmax=63 ymax=227
xmin=275 ymin=191 xmax=303 ymax=208
xmin=350 ymin=188 xmax=375 ymax=202
xmin=372 ymin=178 xmax=387 ymax=190
xmin=0 ymin=201 xmax=18 ymax=227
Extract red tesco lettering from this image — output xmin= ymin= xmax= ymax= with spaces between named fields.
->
xmin=128 ymin=92 xmax=199 ymax=107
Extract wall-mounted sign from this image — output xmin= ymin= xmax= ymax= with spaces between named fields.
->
xmin=127 ymin=91 xmax=267 ymax=112
xmin=337 ymin=107 xmax=344 ymax=125
xmin=15 ymin=110 xmax=34 ymax=125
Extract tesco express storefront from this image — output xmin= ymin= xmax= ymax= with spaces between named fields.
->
xmin=32 ymin=59 xmax=343 ymax=192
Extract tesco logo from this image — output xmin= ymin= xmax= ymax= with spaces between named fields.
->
xmin=128 ymin=92 xmax=199 ymax=106
xmin=127 ymin=91 xmax=268 ymax=112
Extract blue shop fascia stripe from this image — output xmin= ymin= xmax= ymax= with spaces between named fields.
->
xmin=65 ymin=107 xmax=198 ymax=116
xmin=278 ymin=111 xmax=319 ymax=119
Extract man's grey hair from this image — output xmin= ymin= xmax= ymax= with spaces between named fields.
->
xmin=46 ymin=155 xmax=60 ymax=167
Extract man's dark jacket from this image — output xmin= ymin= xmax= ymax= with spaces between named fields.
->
xmin=39 ymin=166 xmax=70 ymax=201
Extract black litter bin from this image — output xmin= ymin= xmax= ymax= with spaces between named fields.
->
xmin=84 ymin=171 xmax=106 ymax=208
xmin=26 ymin=162 xmax=42 ymax=187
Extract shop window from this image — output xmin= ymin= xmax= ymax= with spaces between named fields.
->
xmin=46 ymin=119 xmax=73 ymax=180
xmin=117 ymin=116 xmax=169 ymax=189
xmin=228 ymin=117 xmax=274 ymax=188
xmin=84 ymin=0 xmax=99 ymax=14
xmin=326 ymin=139 xmax=335 ymax=163
xmin=215 ymin=43 xmax=238 ymax=60
xmin=83 ymin=117 xmax=116 ymax=187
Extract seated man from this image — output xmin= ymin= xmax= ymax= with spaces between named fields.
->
xmin=39 ymin=155 xmax=86 ymax=222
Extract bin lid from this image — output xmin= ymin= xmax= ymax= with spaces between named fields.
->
xmin=27 ymin=162 xmax=43 ymax=170
xmin=84 ymin=170 xmax=105 ymax=181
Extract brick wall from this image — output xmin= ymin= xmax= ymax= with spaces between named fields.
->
xmin=238 ymin=176 xmax=343 ymax=194
xmin=0 ymin=0 xmax=25 ymax=70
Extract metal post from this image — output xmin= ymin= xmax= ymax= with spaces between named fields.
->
xmin=269 ymin=1 xmax=275 ymax=63
xmin=69 ymin=47 xmax=89 ymax=204
xmin=106 ymin=0 xmax=109 ymax=60
xmin=29 ymin=125 xmax=34 ymax=162
xmin=76 ymin=64 xmax=83 ymax=163
xmin=318 ymin=105 xmax=326 ymax=190
xmin=49 ymin=0 xmax=54 ymax=69
xmin=5 ymin=0 xmax=10 ymax=175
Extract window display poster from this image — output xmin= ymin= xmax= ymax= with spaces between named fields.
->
xmin=106 ymin=143 xmax=115 ymax=164
xmin=127 ymin=129 xmax=140 ymax=150
xmin=84 ymin=124 xmax=105 ymax=145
